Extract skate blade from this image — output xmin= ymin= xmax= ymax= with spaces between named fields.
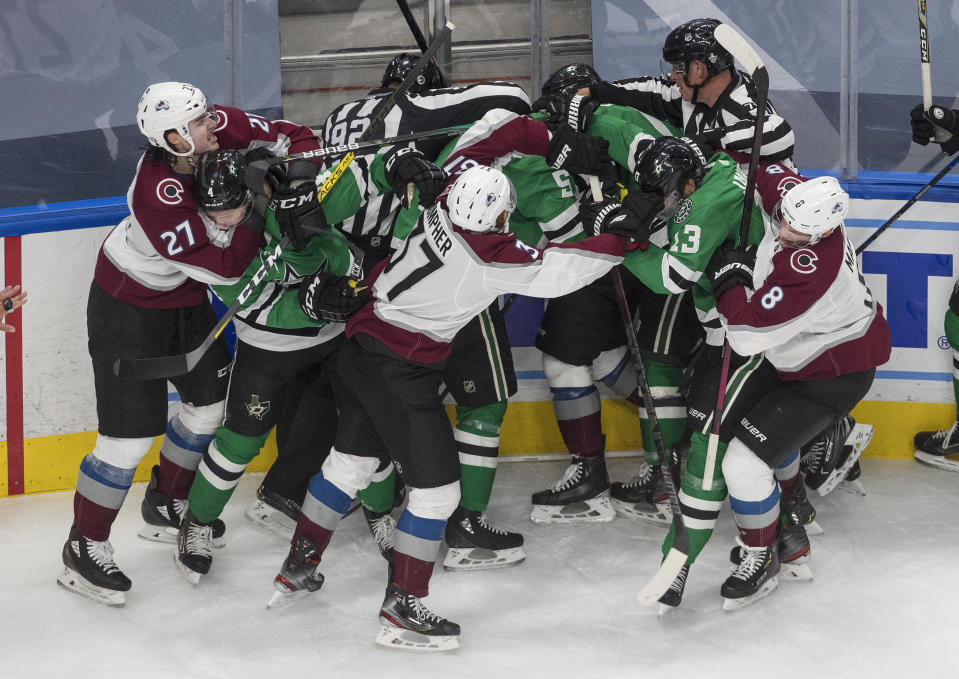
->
xmin=139 ymin=523 xmax=226 ymax=549
xmin=529 ymin=495 xmax=614 ymax=525
xmin=837 ymin=478 xmax=867 ymax=496
xmin=611 ymin=498 xmax=672 ymax=525
xmin=173 ymin=552 xmax=204 ymax=585
xmin=722 ymin=576 xmax=779 ymax=611
xmin=914 ymin=450 xmax=959 ymax=473
xmin=266 ymin=586 xmax=312 ymax=610
xmin=375 ymin=625 xmax=459 ymax=652
xmin=57 ymin=567 xmax=126 ymax=607
xmin=442 ymin=546 xmax=525 ymax=571
xmin=780 ymin=561 xmax=813 ymax=582
xmin=804 ymin=519 xmax=824 ymax=536
xmin=657 ymin=602 xmax=678 ymax=617
xmin=244 ymin=501 xmax=296 ymax=537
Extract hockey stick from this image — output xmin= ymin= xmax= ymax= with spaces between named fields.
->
xmin=114 ymin=22 xmax=456 ymax=380
xmin=587 ymin=176 xmax=690 ymax=604
xmin=395 ymin=0 xmax=430 ymax=52
xmin=855 ymin=154 xmax=959 ymax=254
xmin=262 ymin=126 xmax=468 ymax=166
xmin=919 ymin=1 xmax=951 ymax=143
xmin=700 ymin=24 xmax=769 ymax=492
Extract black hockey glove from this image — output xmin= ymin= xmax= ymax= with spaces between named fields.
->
xmin=244 ymin=149 xmax=290 ymax=197
xmin=299 ymin=271 xmax=371 ymax=323
xmin=545 ymin=126 xmax=616 ymax=181
xmin=705 ymin=246 xmax=756 ymax=300
xmin=622 ymin=190 xmax=665 ymax=240
xmin=268 ymin=161 xmax=327 ymax=251
xmin=579 ymin=198 xmax=650 ymax=242
xmin=383 ymin=146 xmax=447 ymax=209
xmin=688 ymin=127 xmax=724 ymax=159
xmin=925 ymin=105 xmax=959 ymax=155
xmin=541 ymin=93 xmax=601 ymax=133
xmin=910 ymin=104 xmax=934 ymax=145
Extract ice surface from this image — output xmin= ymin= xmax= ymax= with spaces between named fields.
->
xmin=1 ymin=458 xmax=956 ymax=678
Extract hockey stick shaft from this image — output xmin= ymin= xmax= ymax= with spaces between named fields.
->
xmin=273 ymin=126 xmax=467 ymax=164
xmin=396 ymin=0 xmax=430 ymax=52
xmin=918 ymin=1 xmax=951 ymax=142
xmin=703 ymin=25 xmax=769 ymax=491
xmin=855 ymin=153 xmax=959 ymax=254
xmin=586 ymin=176 xmax=689 ymax=604
xmin=114 ymin=22 xmax=456 ymax=380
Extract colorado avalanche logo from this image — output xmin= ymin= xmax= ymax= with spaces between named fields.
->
xmin=673 ymin=198 xmax=692 ymax=223
xmin=486 ymin=192 xmax=497 ymax=206
xmin=156 ymin=178 xmax=185 ymax=205
xmin=776 ymin=176 xmax=801 ymax=197
xmin=154 ymin=100 xmax=170 ymax=111
xmin=790 ymin=248 xmax=818 ymax=274
xmin=214 ymin=108 xmax=227 ymax=132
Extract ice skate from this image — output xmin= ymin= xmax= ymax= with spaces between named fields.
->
xmin=267 ymin=536 xmax=325 ymax=609
xmin=57 ymin=527 xmax=131 ymax=607
xmin=801 ymin=417 xmax=850 ymax=496
xmin=837 ymin=458 xmax=867 ymax=496
xmin=376 ymin=583 xmax=460 ymax=652
xmin=656 ymin=564 xmax=689 ymax=615
xmin=914 ymin=421 xmax=959 ymax=472
xmin=610 ymin=463 xmax=671 ymax=524
xmin=529 ymin=456 xmax=614 ymax=524
xmin=721 ymin=538 xmax=780 ymax=611
xmin=244 ymin=484 xmax=299 ymax=537
xmin=443 ymin=506 xmax=525 ymax=571
xmin=175 ymin=510 xmax=214 ymax=585
xmin=138 ymin=465 xmax=225 ymax=547
xmin=364 ymin=506 xmax=396 ymax=562
xmin=731 ymin=521 xmax=812 ymax=582
xmin=814 ymin=420 xmax=872 ymax=496
xmin=783 ymin=478 xmax=822 ymax=535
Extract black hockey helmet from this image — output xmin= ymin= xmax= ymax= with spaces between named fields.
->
xmin=194 ymin=149 xmax=251 ymax=211
xmin=540 ymin=63 xmax=601 ymax=98
xmin=381 ymin=52 xmax=448 ymax=94
xmin=662 ymin=18 xmax=733 ymax=78
xmin=633 ymin=137 xmax=707 ymax=218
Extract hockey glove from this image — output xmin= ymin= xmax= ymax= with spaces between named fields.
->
xmin=244 ymin=150 xmax=289 ymax=197
xmin=705 ymin=246 xmax=756 ymax=300
xmin=622 ymin=190 xmax=664 ymax=240
xmin=688 ymin=127 xmax=724 ymax=159
xmin=924 ymin=105 xmax=959 ymax=155
xmin=383 ymin=146 xmax=447 ymax=208
xmin=579 ymin=198 xmax=650 ymax=242
xmin=268 ymin=161 xmax=327 ymax=251
xmin=299 ymin=271 xmax=371 ymax=323
xmin=545 ymin=126 xmax=616 ymax=181
xmin=541 ymin=93 xmax=601 ymax=133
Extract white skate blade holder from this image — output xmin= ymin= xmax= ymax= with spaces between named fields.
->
xmin=779 ymin=561 xmax=813 ymax=582
xmin=244 ymin=499 xmax=296 ymax=537
xmin=57 ymin=567 xmax=126 ymax=607
xmin=914 ymin=449 xmax=959 ymax=473
xmin=816 ymin=423 xmax=873 ymax=496
xmin=138 ymin=523 xmax=226 ymax=549
xmin=375 ymin=625 xmax=459 ymax=652
xmin=722 ymin=575 xmax=779 ymax=611
xmin=443 ymin=546 xmax=525 ymax=572
xmin=266 ymin=586 xmax=315 ymax=610
xmin=173 ymin=552 xmax=203 ymax=586
xmin=529 ymin=495 xmax=615 ymax=524
xmin=611 ymin=498 xmax=672 ymax=525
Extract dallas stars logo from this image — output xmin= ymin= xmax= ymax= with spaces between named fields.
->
xmin=245 ymin=394 xmax=271 ymax=420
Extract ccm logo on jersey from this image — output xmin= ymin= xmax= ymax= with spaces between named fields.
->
xmin=156 ymin=178 xmax=185 ymax=205
xmin=790 ymin=248 xmax=818 ymax=274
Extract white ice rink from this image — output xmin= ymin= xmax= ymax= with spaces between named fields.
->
xmin=1 ymin=457 xmax=956 ymax=679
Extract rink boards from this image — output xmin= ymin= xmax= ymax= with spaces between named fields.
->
xmin=1 ymin=181 xmax=957 ymax=496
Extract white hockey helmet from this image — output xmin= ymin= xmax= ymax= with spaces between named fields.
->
xmin=446 ymin=165 xmax=517 ymax=233
xmin=779 ymin=176 xmax=849 ymax=244
xmin=137 ymin=81 xmax=211 ymax=156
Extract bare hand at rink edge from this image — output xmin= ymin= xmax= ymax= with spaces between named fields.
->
xmin=0 ymin=285 xmax=28 ymax=332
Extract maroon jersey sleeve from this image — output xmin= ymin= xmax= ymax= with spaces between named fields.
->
xmin=213 ymin=105 xmax=321 ymax=160
xmin=441 ymin=111 xmax=550 ymax=175
xmin=754 ymin=161 xmax=806 ymax=216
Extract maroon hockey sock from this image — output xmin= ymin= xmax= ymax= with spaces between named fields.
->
xmin=777 ymin=470 xmax=802 ymax=504
xmin=557 ymin=413 xmax=604 ymax=459
xmin=158 ymin=454 xmax=196 ymax=500
xmin=73 ymin=492 xmax=119 ymax=542
xmin=391 ymin=551 xmax=435 ymax=598
xmin=291 ymin=515 xmax=335 ymax=557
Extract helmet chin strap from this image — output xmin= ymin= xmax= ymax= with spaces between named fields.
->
xmin=681 ymin=62 xmax=714 ymax=105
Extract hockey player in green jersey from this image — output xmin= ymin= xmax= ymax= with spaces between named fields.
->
xmin=174 ymin=147 xmax=446 ymax=582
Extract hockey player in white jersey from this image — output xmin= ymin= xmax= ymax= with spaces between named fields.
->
xmin=266 ymin=152 xmax=650 ymax=650
xmin=705 ymin=175 xmax=891 ymax=609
